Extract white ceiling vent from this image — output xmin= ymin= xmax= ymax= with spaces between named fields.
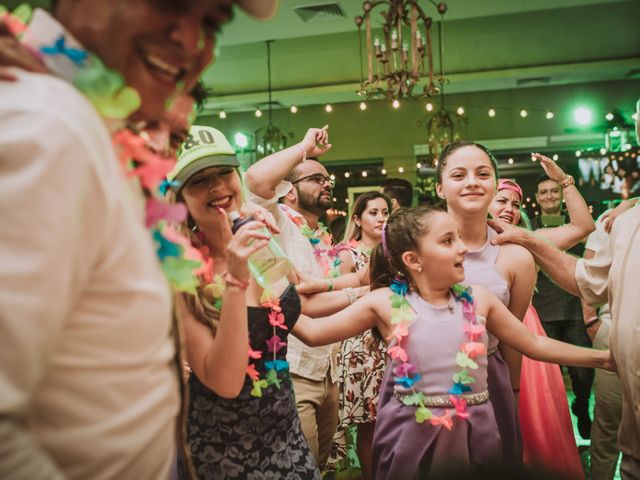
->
xmin=293 ymin=2 xmax=346 ymax=23
xmin=516 ymin=76 xmax=551 ymax=87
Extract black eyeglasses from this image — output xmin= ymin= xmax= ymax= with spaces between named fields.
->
xmin=292 ymin=173 xmax=335 ymax=188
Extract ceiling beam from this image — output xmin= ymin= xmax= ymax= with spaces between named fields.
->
xmin=203 ymin=57 xmax=640 ymax=113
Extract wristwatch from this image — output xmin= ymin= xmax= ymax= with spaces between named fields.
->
xmin=560 ymin=174 xmax=575 ymax=189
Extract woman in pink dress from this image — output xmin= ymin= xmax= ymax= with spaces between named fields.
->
xmin=488 ymin=153 xmax=596 ymax=479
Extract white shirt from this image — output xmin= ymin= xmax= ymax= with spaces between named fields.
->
xmin=575 ymin=205 xmax=640 ymax=459
xmin=584 ymin=212 xmax=611 ymax=326
xmin=0 ymin=10 xmax=179 ymax=480
xmin=249 ymin=182 xmax=337 ymax=382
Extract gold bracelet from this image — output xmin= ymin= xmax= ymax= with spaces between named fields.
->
xmin=560 ymin=174 xmax=575 ymax=189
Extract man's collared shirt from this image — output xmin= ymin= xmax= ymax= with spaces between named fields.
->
xmin=249 ymin=183 xmax=338 ymax=382
xmin=575 ymin=205 xmax=640 ymax=459
xmin=0 ymin=10 xmax=178 ymax=479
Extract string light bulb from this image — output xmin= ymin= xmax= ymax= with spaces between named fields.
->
xmin=546 ymin=111 xmax=554 ymax=119
xmin=392 ymin=99 xmax=400 ymax=109
xmin=219 ymin=110 xmax=227 ymax=119
xmin=488 ymin=108 xmax=496 ymax=117
xmin=255 ymin=108 xmax=262 ymax=118
xmin=325 ymin=104 xmax=333 ymax=113
xmin=359 ymin=102 xmax=367 ymax=111
xmin=290 ymin=105 xmax=298 ymax=114
xmin=425 ymin=102 xmax=434 ymax=112
xmin=520 ymin=109 xmax=528 ymax=118
xmin=456 ymin=106 xmax=464 ymax=115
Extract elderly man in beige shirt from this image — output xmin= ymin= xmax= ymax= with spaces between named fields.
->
xmin=489 ymin=200 xmax=640 ymax=479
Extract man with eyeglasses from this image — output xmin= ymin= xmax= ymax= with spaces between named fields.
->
xmin=246 ymin=127 xmax=367 ymax=470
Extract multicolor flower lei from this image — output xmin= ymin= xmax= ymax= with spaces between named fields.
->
xmin=387 ymin=279 xmax=487 ymax=429
xmin=280 ymin=205 xmax=347 ymax=278
xmin=28 ymin=15 xmax=205 ymax=293
xmin=0 ymin=4 xmax=31 ymax=36
xmin=202 ymin=274 xmax=290 ymax=398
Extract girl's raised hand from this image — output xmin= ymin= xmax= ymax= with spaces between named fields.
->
xmin=533 ymin=152 xmax=567 ymax=184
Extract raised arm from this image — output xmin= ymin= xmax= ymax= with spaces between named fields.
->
xmin=489 ymin=219 xmax=581 ymax=297
xmin=533 ymin=153 xmax=595 ymax=250
xmin=244 ymin=127 xmax=331 ymax=200
xmin=293 ymin=288 xmax=389 ymax=347
xmin=482 ymin=288 xmax=612 ymax=371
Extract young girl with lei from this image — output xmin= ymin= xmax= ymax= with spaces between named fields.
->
xmin=327 ymin=191 xmax=391 ymax=478
xmin=168 ymin=125 xmax=321 ymax=479
xmin=489 ymin=153 xmax=595 ymax=478
xmin=434 ymin=141 xmax=537 ymax=463
xmin=291 ymin=206 xmax=613 ymax=479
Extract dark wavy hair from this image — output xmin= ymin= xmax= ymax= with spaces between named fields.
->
xmin=370 ymin=205 xmax=446 ymax=291
xmin=343 ymin=191 xmax=392 ymax=242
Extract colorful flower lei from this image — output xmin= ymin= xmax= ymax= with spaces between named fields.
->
xmin=387 ymin=279 xmax=487 ymax=429
xmin=30 ymin=22 xmax=205 ymax=293
xmin=201 ymin=274 xmax=291 ymax=398
xmin=21 ymin=12 xmax=289 ymax=397
xmin=280 ymin=205 xmax=346 ymax=278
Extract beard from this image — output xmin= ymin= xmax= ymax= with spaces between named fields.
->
xmin=297 ymin=187 xmax=333 ymax=215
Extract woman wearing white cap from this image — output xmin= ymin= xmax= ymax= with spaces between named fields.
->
xmin=169 ymin=125 xmax=321 ymax=479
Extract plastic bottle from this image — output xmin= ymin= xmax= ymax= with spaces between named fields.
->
xmin=229 ymin=211 xmax=292 ymax=289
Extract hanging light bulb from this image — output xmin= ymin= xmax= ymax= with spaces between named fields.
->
xmin=546 ymin=111 xmax=554 ymax=119
xmin=488 ymin=108 xmax=496 ymax=117
xmin=520 ymin=109 xmax=528 ymax=118
xmin=219 ymin=110 xmax=227 ymax=119
xmin=325 ymin=104 xmax=333 ymax=113
xmin=392 ymin=99 xmax=400 ymax=109
xmin=255 ymin=108 xmax=263 ymax=118
xmin=426 ymin=102 xmax=434 ymax=112
xmin=456 ymin=106 xmax=464 ymax=115
xmin=290 ymin=105 xmax=298 ymax=114
xmin=359 ymin=102 xmax=367 ymax=111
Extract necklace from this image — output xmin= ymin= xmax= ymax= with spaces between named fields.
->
xmin=387 ymin=279 xmax=486 ymax=428
xmin=203 ymin=270 xmax=290 ymax=398
xmin=28 ymin=12 xmax=205 ymax=294
xmin=280 ymin=204 xmax=347 ymax=278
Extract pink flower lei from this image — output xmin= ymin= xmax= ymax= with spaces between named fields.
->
xmin=387 ymin=279 xmax=487 ymax=429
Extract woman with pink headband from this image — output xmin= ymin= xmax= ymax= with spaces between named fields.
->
xmin=489 ymin=153 xmax=595 ymax=479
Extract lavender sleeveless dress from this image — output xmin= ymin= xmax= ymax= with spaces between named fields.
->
xmin=372 ymin=291 xmax=501 ymax=480
xmin=463 ymin=227 xmax=522 ymax=464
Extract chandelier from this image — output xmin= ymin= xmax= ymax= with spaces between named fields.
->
xmin=355 ymin=0 xmax=448 ymax=100
xmin=423 ymin=91 xmax=467 ymax=161
xmin=254 ymin=40 xmax=289 ymax=158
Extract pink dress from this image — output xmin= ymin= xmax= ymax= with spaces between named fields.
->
xmin=519 ymin=305 xmax=584 ymax=479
